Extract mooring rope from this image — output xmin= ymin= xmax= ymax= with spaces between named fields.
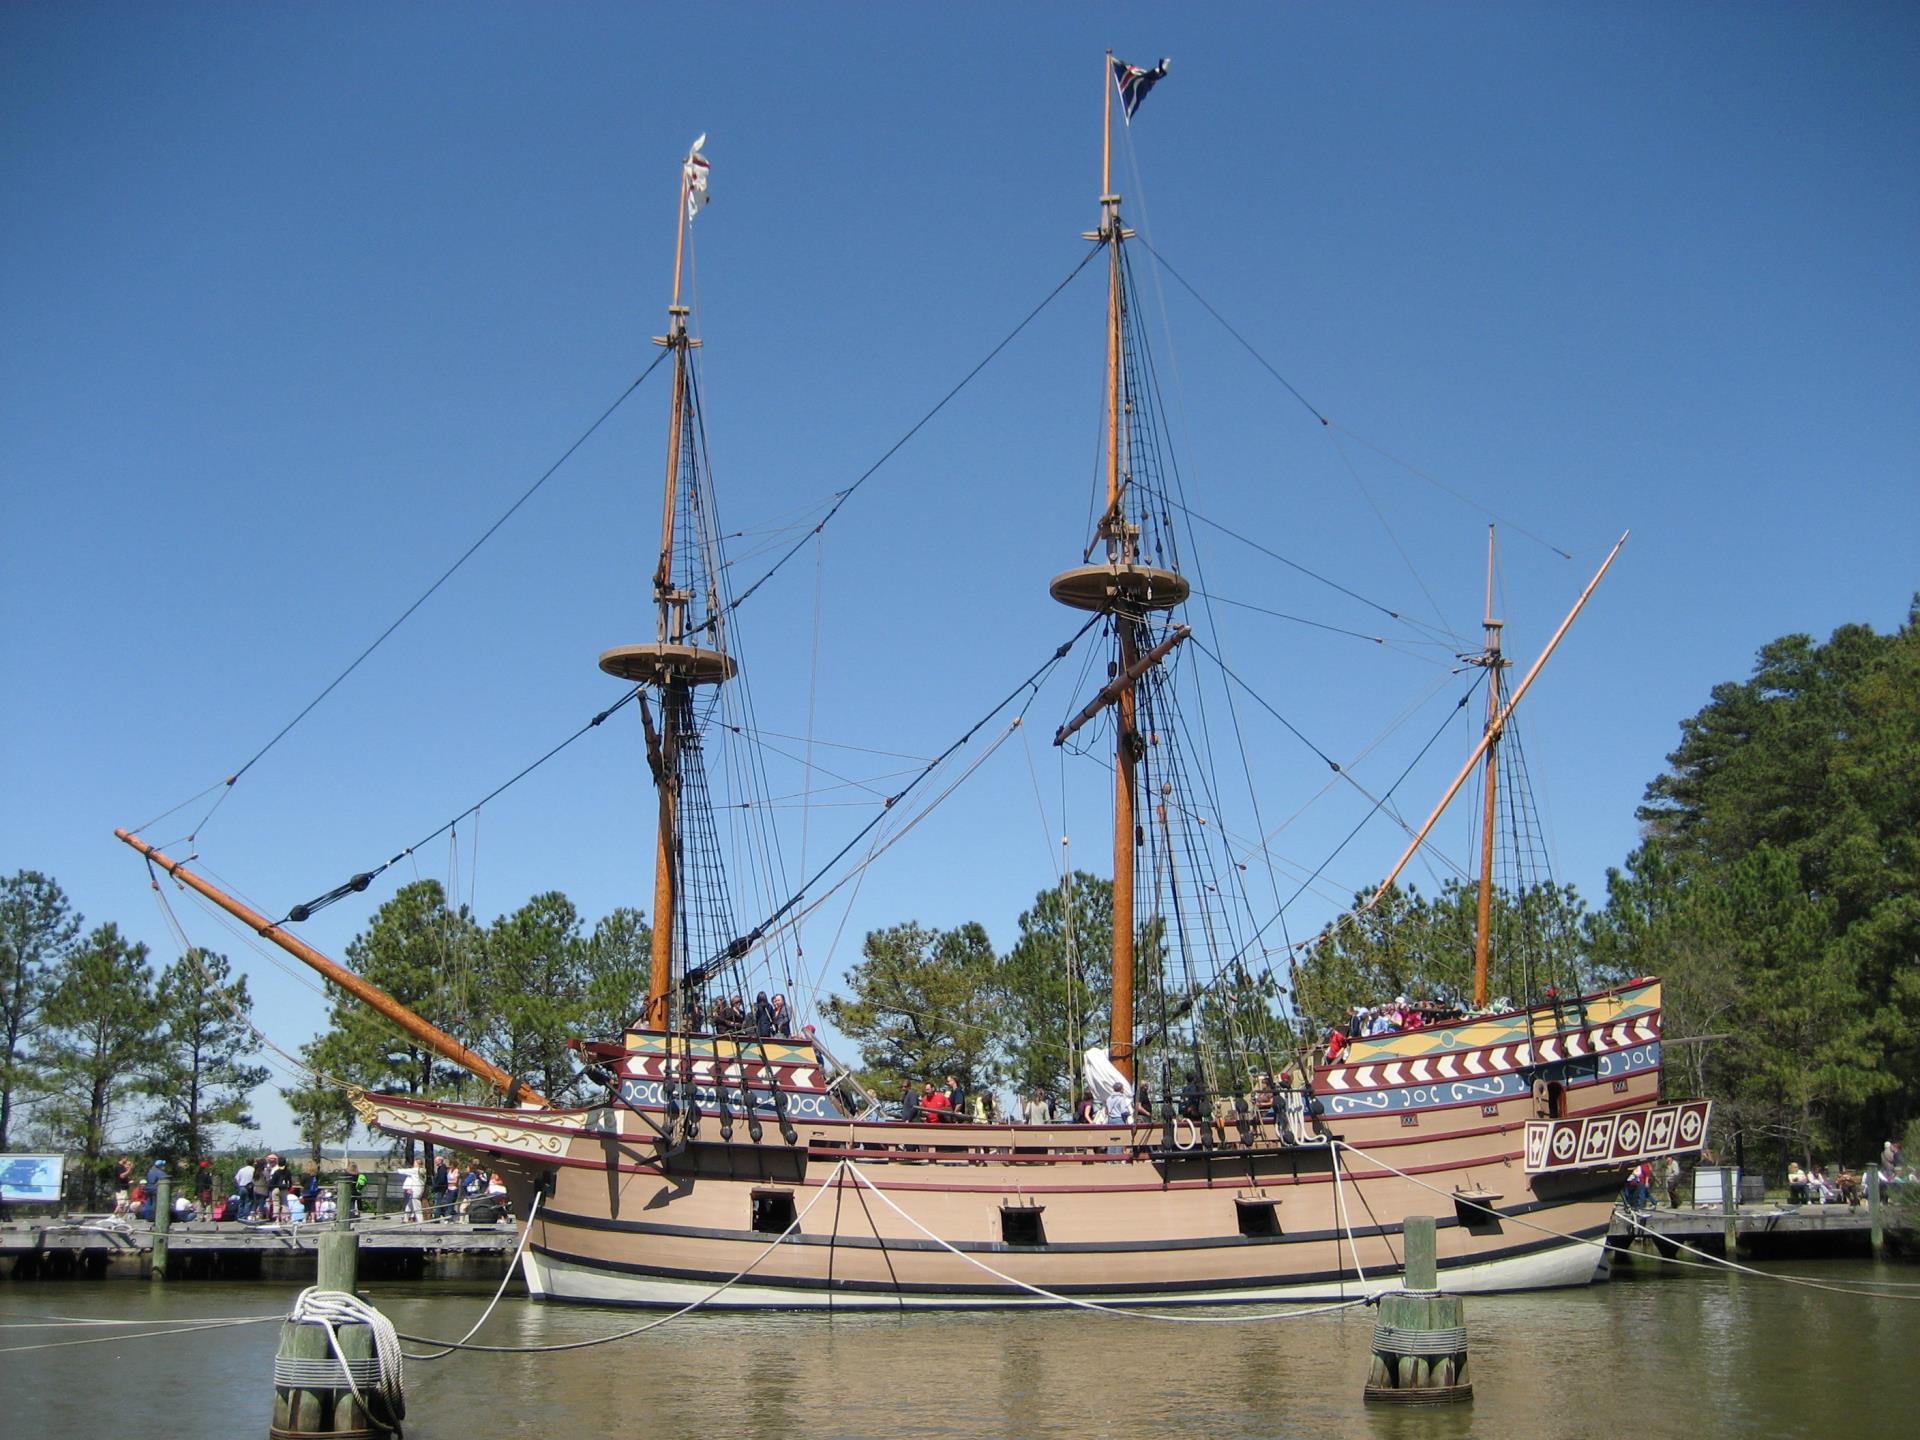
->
xmin=401 ymin=1190 xmax=544 ymax=1361
xmin=0 ymin=1313 xmax=283 ymax=1354
xmin=286 ymin=1286 xmax=407 ymax=1426
xmin=838 ymin=1162 xmax=1375 ymax=1323
xmin=1328 ymin=1136 xmax=1920 ymax=1302
xmin=392 ymin=1160 xmax=856 ymax=1354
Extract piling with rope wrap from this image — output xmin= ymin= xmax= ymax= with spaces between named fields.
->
xmin=270 ymin=1219 xmax=401 ymax=1439
xmin=1363 ymin=1215 xmax=1472 ymax=1404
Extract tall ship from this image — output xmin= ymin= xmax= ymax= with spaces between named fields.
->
xmin=121 ymin=57 xmax=1705 ymax=1309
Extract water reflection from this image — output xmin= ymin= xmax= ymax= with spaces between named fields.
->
xmin=4 ymin=1262 xmax=1918 ymax=1439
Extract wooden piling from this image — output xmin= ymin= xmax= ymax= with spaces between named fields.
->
xmin=1722 ymin=1169 xmax=1738 ymax=1258
xmin=271 ymin=1220 xmax=393 ymax=1438
xmin=1363 ymin=1215 xmax=1472 ymax=1405
xmin=151 ymin=1178 xmax=171 ymax=1280
xmin=1869 ymin=1169 xmax=1884 ymax=1256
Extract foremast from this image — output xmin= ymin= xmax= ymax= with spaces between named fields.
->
xmin=1466 ymin=526 xmax=1509 ymax=1009
xmin=1048 ymin=56 xmax=1189 ymax=1083
xmin=598 ymin=139 xmax=735 ymax=1030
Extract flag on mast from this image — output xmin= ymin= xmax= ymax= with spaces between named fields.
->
xmin=1112 ymin=57 xmax=1170 ymax=123
xmin=684 ymin=134 xmax=711 ymax=222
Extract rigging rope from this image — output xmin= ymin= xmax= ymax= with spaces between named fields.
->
xmin=279 ymin=685 xmax=642 ymax=924
xmin=1136 ymin=235 xmax=1573 ymax=559
xmin=151 ymin=353 xmax=673 ymax=846
xmin=696 ymin=245 xmax=1103 ymax=633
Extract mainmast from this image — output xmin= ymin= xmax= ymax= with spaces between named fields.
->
xmin=599 ymin=139 xmax=733 ymax=1031
xmin=1048 ymin=55 xmax=1187 ymax=1083
xmin=1466 ymin=526 xmax=1509 ymax=1008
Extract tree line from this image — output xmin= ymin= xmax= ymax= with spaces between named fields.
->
xmin=0 ymin=874 xmax=268 ymax=1206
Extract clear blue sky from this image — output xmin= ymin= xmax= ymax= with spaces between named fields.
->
xmin=4 ymin=3 xmax=1916 ymax=1148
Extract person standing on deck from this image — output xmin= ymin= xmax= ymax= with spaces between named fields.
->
xmin=1022 ymin=1089 xmax=1051 ymax=1125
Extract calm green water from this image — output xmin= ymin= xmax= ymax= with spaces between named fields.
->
xmin=3 ymin=1260 xmax=1916 ymax=1438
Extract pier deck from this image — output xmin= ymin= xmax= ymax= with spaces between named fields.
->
xmin=1607 ymin=1201 xmax=1879 ymax=1260
xmin=0 ymin=1215 xmax=516 ymax=1279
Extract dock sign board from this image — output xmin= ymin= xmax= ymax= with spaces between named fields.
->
xmin=0 ymin=1154 xmax=66 ymax=1204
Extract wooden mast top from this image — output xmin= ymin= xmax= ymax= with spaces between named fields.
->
xmin=599 ymin=138 xmax=735 ymax=691
xmin=1468 ymin=526 xmax=1509 ymax=1008
xmin=599 ymin=141 xmax=733 ymax=1032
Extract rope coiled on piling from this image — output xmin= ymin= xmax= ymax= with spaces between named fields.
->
xmin=286 ymin=1287 xmax=407 ymax=1430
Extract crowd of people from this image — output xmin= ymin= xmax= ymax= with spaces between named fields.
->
xmin=1787 ymin=1142 xmax=1913 ymax=1205
xmin=685 ymin=991 xmax=794 ymax=1038
xmin=98 ymin=1151 xmax=519 ymax=1226
xmin=398 ymin=1155 xmax=509 ymax=1222
xmin=1323 ymin=996 xmax=1469 ymax=1061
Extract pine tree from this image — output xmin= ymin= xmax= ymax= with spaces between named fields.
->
xmin=141 ymin=949 xmax=270 ymax=1168
xmin=36 ymin=924 xmax=157 ymax=1207
xmin=0 ymin=870 xmax=81 ymax=1150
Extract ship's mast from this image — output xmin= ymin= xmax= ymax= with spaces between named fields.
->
xmin=1467 ymin=526 xmax=1509 ymax=1008
xmin=599 ymin=142 xmax=734 ymax=1031
xmin=1048 ymin=54 xmax=1188 ymax=1084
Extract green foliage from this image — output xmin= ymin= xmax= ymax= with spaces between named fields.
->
xmin=580 ymin=907 xmax=653 ymax=1038
xmin=1606 ymin=600 xmax=1920 ymax=1165
xmin=1293 ymin=878 xmax=1587 ymax=1031
xmin=35 ymin=924 xmax=158 ymax=1207
xmin=323 ymin=880 xmax=482 ymax=1108
xmin=139 ymin=949 xmax=270 ymax=1168
xmin=281 ymin=1037 xmax=358 ymax=1167
xmin=993 ymin=872 xmax=1111 ymax=1100
xmin=482 ymin=891 xmax=588 ymax=1102
xmin=0 ymin=870 xmax=81 ymax=1150
xmin=822 ymin=921 xmax=999 ymax=1097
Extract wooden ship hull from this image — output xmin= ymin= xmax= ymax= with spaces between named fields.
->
xmin=357 ymin=977 xmax=1706 ymax=1309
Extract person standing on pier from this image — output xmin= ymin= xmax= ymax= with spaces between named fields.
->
xmin=233 ymin=1158 xmax=255 ymax=1220
xmin=431 ymin=1152 xmax=452 ymax=1220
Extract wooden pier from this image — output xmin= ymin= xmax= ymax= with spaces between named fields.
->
xmin=1607 ymin=1201 xmax=1883 ymax=1262
xmin=0 ymin=1215 xmax=517 ymax=1280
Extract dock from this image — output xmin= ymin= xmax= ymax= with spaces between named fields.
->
xmin=0 ymin=1214 xmax=517 ymax=1280
xmin=1607 ymin=1201 xmax=1890 ymax=1262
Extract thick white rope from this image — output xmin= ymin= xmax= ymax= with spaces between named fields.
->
xmin=839 ymin=1161 xmax=1373 ymax=1322
xmin=285 ymin=1286 xmax=407 ymax=1423
xmin=1329 ymin=1136 xmax=1920 ymax=1302
xmin=402 ymin=1190 xmax=544 ymax=1360
xmin=393 ymin=1159 xmax=856 ymax=1353
xmin=1329 ymin=1139 xmax=1367 ymax=1289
